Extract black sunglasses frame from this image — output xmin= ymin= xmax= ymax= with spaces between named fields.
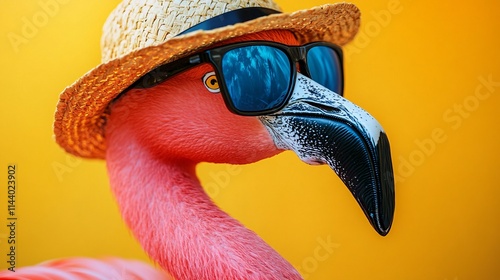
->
xmin=130 ymin=41 xmax=344 ymax=116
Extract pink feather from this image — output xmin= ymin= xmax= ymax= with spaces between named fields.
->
xmin=3 ymin=30 xmax=304 ymax=279
xmin=0 ymin=258 xmax=171 ymax=279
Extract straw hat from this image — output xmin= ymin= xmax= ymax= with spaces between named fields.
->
xmin=54 ymin=0 xmax=361 ymax=159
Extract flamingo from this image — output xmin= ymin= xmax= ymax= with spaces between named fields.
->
xmin=0 ymin=25 xmax=394 ymax=280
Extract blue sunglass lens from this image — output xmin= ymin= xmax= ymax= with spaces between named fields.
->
xmin=307 ymin=46 xmax=342 ymax=95
xmin=221 ymin=45 xmax=292 ymax=113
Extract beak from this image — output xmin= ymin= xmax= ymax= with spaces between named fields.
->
xmin=260 ymin=74 xmax=395 ymax=236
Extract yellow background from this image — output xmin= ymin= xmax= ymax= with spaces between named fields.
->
xmin=1 ymin=0 xmax=499 ymax=279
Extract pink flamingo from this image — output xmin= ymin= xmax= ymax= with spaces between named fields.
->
xmin=1 ymin=3 xmax=395 ymax=280
xmin=0 ymin=30 xmax=393 ymax=280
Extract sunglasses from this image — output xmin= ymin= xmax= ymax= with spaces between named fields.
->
xmin=131 ymin=41 xmax=344 ymax=116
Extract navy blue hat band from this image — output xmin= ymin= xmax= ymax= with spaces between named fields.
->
xmin=178 ymin=7 xmax=281 ymax=36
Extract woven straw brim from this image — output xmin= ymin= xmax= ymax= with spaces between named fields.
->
xmin=54 ymin=3 xmax=361 ymax=159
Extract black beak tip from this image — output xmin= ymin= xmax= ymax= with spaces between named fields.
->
xmin=371 ymin=132 xmax=395 ymax=236
xmin=261 ymin=112 xmax=396 ymax=236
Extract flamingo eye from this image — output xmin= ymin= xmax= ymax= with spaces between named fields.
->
xmin=203 ymin=72 xmax=220 ymax=93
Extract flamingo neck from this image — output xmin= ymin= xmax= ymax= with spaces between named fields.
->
xmin=106 ymin=134 xmax=302 ymax=280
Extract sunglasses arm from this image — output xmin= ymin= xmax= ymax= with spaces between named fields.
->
xmin=130 ymin=55 xmax=204 ymax=89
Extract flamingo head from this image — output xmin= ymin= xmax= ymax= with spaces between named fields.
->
xmin=108 ymin=30 xmax=395 ymax=235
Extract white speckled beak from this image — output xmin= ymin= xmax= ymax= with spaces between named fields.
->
xmin=260 ymin=73 xmax=395 ymax=236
